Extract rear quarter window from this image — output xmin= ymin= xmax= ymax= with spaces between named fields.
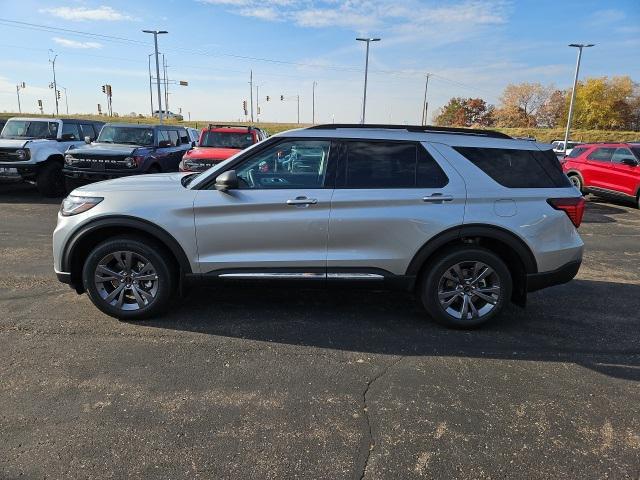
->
xmin=453 ymin=146 xmax=571 ymax=188
xmin=567 ymin=146 xmax=588 ymax=158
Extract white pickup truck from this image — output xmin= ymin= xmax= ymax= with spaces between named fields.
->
xmin=0 ymin=117 xmax=104 ymax=196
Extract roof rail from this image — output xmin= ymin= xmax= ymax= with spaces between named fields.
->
xmin=207 ymin=124 xmax=255 ymax=131
xmin=307 ymin=123 xmax=512 ymax=139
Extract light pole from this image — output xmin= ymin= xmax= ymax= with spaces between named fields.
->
xmin=143 ymin=30 xmax=168 ymax=123
xmin=148 ymin=53 xmax=154 ymax=117
xmin=563 ymin=43 xmax=594 ymax=152
xmin=249 ymin=70 xmax=254 ymax=123
xmin=312 ymin=81 xmax=317 ymax=124
xmin=356 ymin=37 xmax=380 ymax=124
xmin=421 ymin=73 xmax=431 ymax=126
xmin=48 ymin=50 xmax=59 ymax=116
xmin=16 ymin=82 xmax=25 ymax=114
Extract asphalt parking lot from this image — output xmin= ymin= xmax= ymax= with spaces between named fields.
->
xmin=0 ymin=182 xmax=638 ymax=479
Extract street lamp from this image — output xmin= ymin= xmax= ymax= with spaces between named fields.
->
xmin=48 ymin=50 xmax=59 ymax=116
xmin=356 ymin=37 xmax=380 ymax=124
xmin=16 ymin=82 xmax=25 ymax=114
xmin=563 ymin=43 xmax=594 ymax=153
xmin=143 ymin=30 xmax=168 ymax=123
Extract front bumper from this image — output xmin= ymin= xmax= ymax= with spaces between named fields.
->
xmin=63 ymin=168 xmax=141 ymax=180
xmin=526 ymin=259 xmax=581 ymax=292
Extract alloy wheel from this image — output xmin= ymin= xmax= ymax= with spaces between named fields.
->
xmin=437 ymin=261 xmax=501 ymax=321
xmin=93 ymin=250 xmax=159 ymax=311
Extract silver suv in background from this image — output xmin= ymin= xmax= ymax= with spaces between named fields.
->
xmin=0 ymin=117 xmax=104 ymax=196
xmin=53 ymin=124 xmax=584 ymax=328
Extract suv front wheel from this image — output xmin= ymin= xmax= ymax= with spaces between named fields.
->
xmin=420 ymin=247 xmax=512 ymax=328
xmin=82 ymin=236 xmax=174 ymax=320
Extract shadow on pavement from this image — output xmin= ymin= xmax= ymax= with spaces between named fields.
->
xmin=0 ymin=182 xmax=62 ymax=205
xmin=582 ymin=199 xmax=630 ymax=224
xmin=137 ymin=279 xmax=640 ymax=382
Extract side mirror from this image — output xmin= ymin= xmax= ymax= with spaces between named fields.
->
xmin=215 ymin=170 xmax=239 ymax=191
xmin=620 ymin=157 xmax=639 ymax=167
xmin=84 ymin=136 xmax=91 ymax=144
xmin=158 ymin=140 xmax=172 ymax=148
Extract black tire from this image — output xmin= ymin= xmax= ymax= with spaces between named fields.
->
xmin=36 ymin=161 xmax=66 ymax=197
xmin=147 ymin=164 xmax=161 ymax=174
xmin=568 ymin=174 xmax=583 ymax=193
xmin=82 ymin=236 xmax=175 ymax=320
xmin=419 ymin=247 xmax=512 ymax=329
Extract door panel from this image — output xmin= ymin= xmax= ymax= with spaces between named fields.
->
xmin=327 ymin=141 xmax=466 ymax=275
xmin=610 ymin=148 xmax=640 ymax=197
xmin=585 ymin=147 xmax=615 ymax=189
xmin=193 ymin=189 xmax=332 ymax=272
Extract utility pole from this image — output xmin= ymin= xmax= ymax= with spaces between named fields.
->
xmin=356 ymin=38 xmax=380 ymax=124
xmin=148 ymin=53 xmax=154 ymax=117
xmin=163 ymin=54 xmax=170 ymax=113
xmin=16 ymin=82 xmax=25 ymax=114
xmin=563 ymin=43 xmax=594 ymax=152
xmin=142 ymin=29 xmax=168 ymax=123
xmin=249 ymin=70 xmax=254 ymax=123
xmin=421 ymin=73 xmax=431 ymax=126
xmin=48 ymin=50 xmax=59 ymax=116
xmin=312 ymin=81 xmax=317 ymax=124
xmin=256 ymin=85 xmax=261 ymax=122
xmin=62 ymin=86 xmax=69 ymax=115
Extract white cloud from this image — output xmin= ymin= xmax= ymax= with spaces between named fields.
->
xmin=52 ymin=37 xmax=102 ymax=49
xmin=41 ymin=5 xmax=132 ymax=22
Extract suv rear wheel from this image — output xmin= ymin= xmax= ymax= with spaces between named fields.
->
xmin=567 ymin=174 xmax=583 ymax=193
xmin=82 ymin=236 xmax=174 ymax=320
xmin=420 ymin=247 xmax=512 ymax=328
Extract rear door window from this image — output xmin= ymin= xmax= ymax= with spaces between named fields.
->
xmin=567 ymin=146 xmax=587 ymax=158
xmin=587 ymin=148 xmax=615 ymax=162
xmin=61 ymin=123 xmax=81 ymax=140
xmin=611 ymin=148 xmax=634 ymax=164
xmin=453 ymin=147 xmax=571 ymax=188
xmin=157 ymin=130 xmax=170 ymax=146
xmin=167 ymin=130 xmax=179 ymax=147
xmin=340 ymin=141 xmax=448 ymax=189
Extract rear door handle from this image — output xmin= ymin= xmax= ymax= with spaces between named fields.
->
xmin=422 ymin=193 xmax=454 ymax=203
xmin=286 ymin=197 xmax=318 ymax=206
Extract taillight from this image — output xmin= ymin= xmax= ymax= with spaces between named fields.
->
xmin=547 ymin=197 xmax=585 ymax=228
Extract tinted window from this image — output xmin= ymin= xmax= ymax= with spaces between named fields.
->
xmin=98 ymin=126 xmax=154 ymax=146
xmin=342 ymin=141 xmax=447 ymax=189
xmin=453 ymin=147 xmax=571 ymax=188
xmin=80 ymin=124 xmax=96 ymax=141
xmin=587 ymin=148 xmax=615 ymax=162
xmin=167 ymin=130 xmax=179 ymax=147
xmin=201 ymin=131 xmax=254 ymax=149
xmin=157 ymin=130 xmax=169 ymax=146
xmin=1 ymin=120 xmax=58 ymax=139
xmin=631 ymin=147 xmax=640 ymax=160
xmin=611 ymin=148 xmax=634 ymax=164
xmin=567 ymin=146 xmax=587 ymax=158
xmin=61 ymin=123 xmax=81 ymax=140
xmin=234 ymin=140 xmax=330 ymax=189
xmin=179 ymin=129 xmax=189 ymax=144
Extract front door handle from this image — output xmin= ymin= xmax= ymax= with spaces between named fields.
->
xmin=422 ymin=193 xmax=454 ymax=203
xmin=286 ymin=196 xmax=318 ymax=206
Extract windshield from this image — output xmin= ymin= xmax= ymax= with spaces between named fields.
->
xmin=200 ymin=131 xmax=253 ymax=149
xmin=97 ymin=126 xmax=154 ymax=146
xmin=1 ymin=120 xmax=59 ymax=139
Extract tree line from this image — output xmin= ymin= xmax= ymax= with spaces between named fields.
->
xmin=433 ymin=76 xmax=640 ymax=131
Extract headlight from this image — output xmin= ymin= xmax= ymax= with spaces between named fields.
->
xmin=60 ymin=196 xmax=103 ymax=216
xmin=124 ymin=156 xmax=136 ymax=168
xmin=16 ymin=148 xmax=30 ymax=160
xmin=64 ymin=154 xmax=75 ymax=165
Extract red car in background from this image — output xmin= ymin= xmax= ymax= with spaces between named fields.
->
xmin=179 ymin=125 xmax=268 ymax=172
xmin=562 ymin=142 xmax=640 ymax=208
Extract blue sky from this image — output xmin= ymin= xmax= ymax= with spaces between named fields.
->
xmin=0 ymin=0 xmax=638 ymax=124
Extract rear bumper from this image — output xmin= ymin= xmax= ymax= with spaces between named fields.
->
xmin=526 ymin=259 xmax=581 ymax=292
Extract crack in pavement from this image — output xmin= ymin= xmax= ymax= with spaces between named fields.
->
xmin=354 ymin=355 xmax=405 ymax=480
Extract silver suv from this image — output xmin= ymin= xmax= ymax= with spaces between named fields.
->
xmin=53 ymin=125 xmax=585 ymax=328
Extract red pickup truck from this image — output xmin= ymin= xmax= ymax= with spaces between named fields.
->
xmin=179 ymin=125 xmax=268 ymax=172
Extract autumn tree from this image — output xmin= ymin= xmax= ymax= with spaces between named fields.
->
xmin=497 ymin=82 xmax=554 ymax=127
xmin=536 ymin=89 xmax=567 ymax=128
xmin=566 ymin=76 xmax=637 ymax=130
xmin=433 ymin=97 xmax=494 ymax=127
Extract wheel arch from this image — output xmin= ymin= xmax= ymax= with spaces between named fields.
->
xmin=406 ymin=224 xmax=538 ymax=306
xmin=62 ymin=216 xmax=192 ymax=293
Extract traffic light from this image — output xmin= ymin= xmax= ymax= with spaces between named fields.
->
xmin=101 ymin=85 xmax=106 ymax=93
xmin=97 ymin=104 xmax=102 ymax=114
xmin=266 ymin=95 xmax=270 ymax=102
xmin=280 ymin=95 xmax=284 ymax=101
xmin=37 ymin=99 xmax=42 ymax=107
xmin=57 ymin=90 xmax=61 ymax=99
xmin=242 ymin=100 xmax=248 ymax=115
